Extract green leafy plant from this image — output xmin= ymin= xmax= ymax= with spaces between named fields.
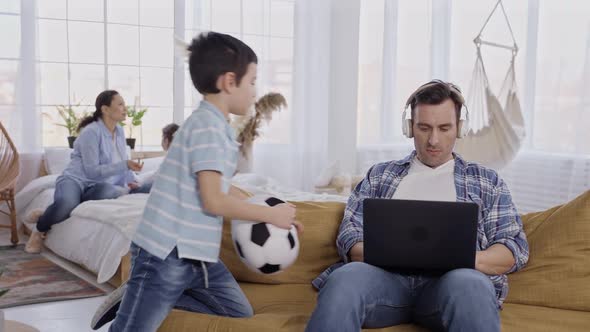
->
xmin=124 ymin=106 xmax=148 ymax=139
xmin=55 ymin=103 xmax=89 ymax=136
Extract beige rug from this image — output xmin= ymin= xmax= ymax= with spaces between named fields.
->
xmin=0 ymin=244 xmax=105 ymax=308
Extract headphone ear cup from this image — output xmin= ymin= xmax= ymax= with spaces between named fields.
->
xmin=401 ymin=108 xmax=413 ymax=138
xmin=406 ymin=119 xmax=413 ymax=138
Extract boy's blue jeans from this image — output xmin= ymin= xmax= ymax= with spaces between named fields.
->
xmin=306 ymin=262 xmax=499 ymax=332
xmin=36 ymin=177 xmax=122 ymax=232
xmin=109 ymin=243 xmax=253 ymax=332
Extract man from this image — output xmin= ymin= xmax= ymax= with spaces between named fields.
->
xmin=306 ymin=80 xmax=529 ymax=332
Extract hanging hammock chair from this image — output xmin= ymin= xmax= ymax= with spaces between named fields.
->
xmin=454 ymin=0 xmax=526 ymax=170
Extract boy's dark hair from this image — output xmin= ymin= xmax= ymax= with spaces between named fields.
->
xmin=162 ymin=123 xmax=179 ymax=143
xmin=187 ymin=32 xmax=258 ymax=94
xmin=407 ymin=80 xmax=464 ymax=123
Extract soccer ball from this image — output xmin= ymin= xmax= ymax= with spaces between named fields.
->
xmin=231 ymin=196 xmax=300 ymax=274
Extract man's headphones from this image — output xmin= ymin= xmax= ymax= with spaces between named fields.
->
xmin=401 ymin=79 xmax=470 ymax=139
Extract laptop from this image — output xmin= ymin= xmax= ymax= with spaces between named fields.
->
xmin=363 ymin=198 xmax=478 ymax=274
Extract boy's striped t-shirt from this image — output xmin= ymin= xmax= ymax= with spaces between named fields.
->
xmin=133 ymin=100 xmax=239 ymax=262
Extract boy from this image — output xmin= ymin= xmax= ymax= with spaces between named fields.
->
xmin=106 ymin=32 xmax=302 ymax=332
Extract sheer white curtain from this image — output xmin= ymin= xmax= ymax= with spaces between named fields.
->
xmin=1 ymin=0 xmax=39 ymax=154
xmin=253 ymin=0 xmax=360 ymax=191
xmin=529 ymin=0 xmax=590 ymax=154
xmin=355 ymin=0 xmax=432 ymax=178
xmin=264 ymin=0 xmax=331 ymax=190
xmin=7 ymin=0 xmax=42 ymax=193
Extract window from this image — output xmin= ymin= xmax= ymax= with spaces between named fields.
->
xmin=184 ymin=0 xmax=295 ymax=144
xmin=37 ymin=0 xmax=294 ymax=148
xmin=39 ymin=0 xmax=174 ymax=147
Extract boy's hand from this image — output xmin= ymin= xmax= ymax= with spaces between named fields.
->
xmin=198 ymin=170 xmax=302 ymax=233
xmin=267 ymin=203 xmax=297 ymax=230
xmin=292 ymin=220 xmax=304 ymax=234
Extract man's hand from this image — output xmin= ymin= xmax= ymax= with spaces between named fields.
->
xmin=128 ymin=182 xmax=140 ymax=190
xmin=349 ymin=242 xmax=364 ymax=262
xmin=475 ymin=244 xmax=516 ymax=275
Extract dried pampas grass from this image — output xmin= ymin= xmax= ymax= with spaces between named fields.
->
xmin=233 ymin=92 xmax=287 ymax=157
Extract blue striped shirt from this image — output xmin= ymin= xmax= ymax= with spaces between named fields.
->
xmin=133 ymin=101 xmax=239 ymax=262
xmin=312 ymin=151 xmax=529 ymax=307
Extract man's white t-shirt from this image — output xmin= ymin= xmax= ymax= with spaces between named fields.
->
xmin=392 ymin=157 xmax=456 ymax=202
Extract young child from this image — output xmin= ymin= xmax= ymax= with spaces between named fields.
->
xmin=160 ymin=123 xmax=179 ymax=151
xmin=106 ymin=31 xmax=302 ymax=332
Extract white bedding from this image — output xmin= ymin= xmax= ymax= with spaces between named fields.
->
xmin=45 ymin=214 xmax=133 ymax=283
xmin=15 ymin=173 xmax=347 ymax=284
xmin=232 ymin=173 xmax=348 ymax=202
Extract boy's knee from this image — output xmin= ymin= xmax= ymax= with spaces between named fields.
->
xmin=234 ymin=304 xmax=254 ymax=318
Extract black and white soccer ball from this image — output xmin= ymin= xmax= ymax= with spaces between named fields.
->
xmin=231 ymin=196 xmax=300 ymax=274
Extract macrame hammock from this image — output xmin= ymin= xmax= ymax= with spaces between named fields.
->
xmin=454 ymin=0 xmax=525 ymax=170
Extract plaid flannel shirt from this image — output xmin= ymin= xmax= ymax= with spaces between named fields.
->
xmin=312 ymin=151 xmax=529 ymax=307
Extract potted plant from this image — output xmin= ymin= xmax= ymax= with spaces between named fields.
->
xmin=54 ymin=103 xmax=88 ymax=148
xmin=123 ymin=106 xmax=148 ymax=150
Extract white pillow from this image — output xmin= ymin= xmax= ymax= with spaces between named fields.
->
xmin=44 ymin=147 xmax=73 ymax=175
xmin=136 ymin=170 xmax=156 ymax=184
xmin=138 ymin=156 xmax=164 ymax=175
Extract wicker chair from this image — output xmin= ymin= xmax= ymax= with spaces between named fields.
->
xmin=0 ymin=120 xmax=19 ymax=245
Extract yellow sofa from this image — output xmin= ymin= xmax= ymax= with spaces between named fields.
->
xmin=159 ymin=192 xmax=590 ymax=331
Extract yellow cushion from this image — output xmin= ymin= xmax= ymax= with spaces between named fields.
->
xmin=219 ymin=201 xmax=345 ymax=284
xmin=501 ymin=303 xmax=590 ymax=332
xmin=506 ymin=190 xmax=590 ymax=311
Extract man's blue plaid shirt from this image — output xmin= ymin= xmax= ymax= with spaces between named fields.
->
xmin=312 ymin=151 xmax=529 ymax=307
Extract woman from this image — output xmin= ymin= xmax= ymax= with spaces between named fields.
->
xmin=25 ymin=90 xmax=143 ymax=253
